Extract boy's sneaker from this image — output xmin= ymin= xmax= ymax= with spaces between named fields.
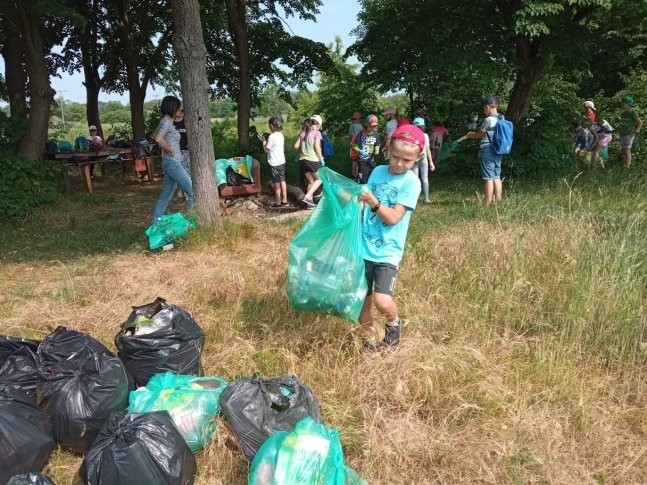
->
xmin=382 ymin=319 xmax=401 ymax=347
xmin=302 ymin=197 xmax=316 ymax=209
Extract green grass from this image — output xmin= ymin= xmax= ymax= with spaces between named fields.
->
xmin=0 ymin=161 xmax=645 ymax=484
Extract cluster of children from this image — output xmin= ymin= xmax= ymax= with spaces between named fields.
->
xmin=573 ymin=97 xmax=642 ymax=169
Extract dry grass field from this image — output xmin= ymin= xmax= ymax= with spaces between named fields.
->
xmin=1 ymin=167 xmax=645 ymax=484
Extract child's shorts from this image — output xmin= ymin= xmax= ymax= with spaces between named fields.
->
xmin=479 ymin=147 xmax=502 ymax=180
xmin=270 ymin=164 xmax=286 ymax=182
xmin=620 ymin=134 xmax=635 ymax=149
xmin=364 ymin=260 xmax=398 ymax=296
xmin=597 ymin=133 xmax=612 ymax=147
xmin=301 ymin=159 xmax=322 ymax=173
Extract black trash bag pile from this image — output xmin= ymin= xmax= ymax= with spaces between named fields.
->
xmin=0 ymin=336 xmax=40 ymax=400
xmin=36 ymin=327 xmax=133 ymax=453
xmin=220 ymin=374 xmax=322 ymax=460
xmin=6 ymin=473 xmax=55 ymax=485
xmin=77 ymin=411 xmax=197 ymax=485
xmin=0 ymin=385 xmax=56 ymax=484
xmin=115 ymin=297 xmax=205 ymax=387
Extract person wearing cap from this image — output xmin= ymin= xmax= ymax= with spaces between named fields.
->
xmin=412 ymin=117 xmax=434 ymax=203
xmin=584 ymin=101 xmax=597 ymax=123
xmin=464 ymin=95 xmax=503 ymax=203
xmin=618 ymin=96 xmax=642 ymax=168
xmin=351 ymin=115 xmax=381 ymax=184
xmin=382 ymin=107 xmax=398 ymax=160
xmin=86 ymin=125 xmax=104 ymax=178
xmin=294 ymin=115 xmax=324 ymax=208
xmin=348 ymin=112 xmax=363 ymax=178
xmin=357 ymin=123 xmax=423 ymax=351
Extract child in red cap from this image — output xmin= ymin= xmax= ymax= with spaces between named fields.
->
xmin=357 ymin=124 xmax=423 ymax=351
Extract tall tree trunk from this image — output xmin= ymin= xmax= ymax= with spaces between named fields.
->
xmin=81 ymin=0 xmax=104 ymax=137
xmin=171 ymin=0 xmax=220 ymax=225
xmin=84 ymin=78 xmax=103 ymax=137
xmin=14 ymin=2 xmax=55 ymax=159
xmin=226 ymin=0 xmax=251 ymax=147
xmin=115 ymin=0 xmax=146 ymax=138
xmin=506 ymin=36 xmax=546 ymax=125
xmin=3 ymin=34 xmax=28 ymax=119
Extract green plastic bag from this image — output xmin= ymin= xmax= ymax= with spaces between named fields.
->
xmin=287 ymin=168 xmax=368 ymax=322
xmin=145 ymin=212 xmax=197 ymax=250
xmin=249 ymin=417 xmax=365 ymax=485
xmin=127 ymin=372 xmax=227 ymax=452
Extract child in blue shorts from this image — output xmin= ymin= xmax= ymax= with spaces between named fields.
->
xmin=464 ymin=96 xmax=503 ymax=204
xmin=358 ymin=124 xmax=423 ymax=351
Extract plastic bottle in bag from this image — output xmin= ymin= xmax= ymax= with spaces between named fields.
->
xmin=134 ymin=309 xmax=174 ymax=336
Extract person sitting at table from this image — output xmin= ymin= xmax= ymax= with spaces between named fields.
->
xmin=86 ymin=125 xmax=104 ymax=178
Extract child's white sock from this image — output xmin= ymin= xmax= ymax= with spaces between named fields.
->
xmin=387 ymin=316 xmax=400 ymax=327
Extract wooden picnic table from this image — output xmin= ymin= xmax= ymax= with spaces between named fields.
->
xmin=54 ymin=147 xmax=154 ymax=193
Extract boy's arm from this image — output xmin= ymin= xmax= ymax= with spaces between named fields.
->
xmin=426 ymin=145 xmax=435 ymax=171
xmin=373 ymin=134 xmax=381 ymax=155
xmin=636 ymin=115 xmax=642 ymax=133
xmin=359 ymin=190 xmax=407 ymax=226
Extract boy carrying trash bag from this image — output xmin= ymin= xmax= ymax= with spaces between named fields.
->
xmin=287 ymin=124 xmax=423 ymax=352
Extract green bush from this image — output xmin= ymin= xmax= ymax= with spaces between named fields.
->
xmin=0 ymin=147 xmax=63 ymax=219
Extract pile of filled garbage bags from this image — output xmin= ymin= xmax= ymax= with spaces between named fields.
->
xmin=0 ymin=297 xmax=364 ymax=485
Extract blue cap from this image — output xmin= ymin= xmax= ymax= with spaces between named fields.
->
xmin=482 ymin=95 xmax=498 ymax=106
xmin=412 ymin=117 xmax=425 ymax=127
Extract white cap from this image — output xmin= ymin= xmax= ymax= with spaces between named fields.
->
xmin=584 ymin=101 xmax=596 ymax=111
xmin=310 ymin=114 xmax=322 ymax=126
xmin=89 ymin=125 xmax=97 ymax=131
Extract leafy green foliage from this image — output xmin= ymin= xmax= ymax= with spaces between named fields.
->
xmin=314 ymin=37 xmax=378 ymax=138
xmin=0 ymin=147 xmax=62 ymax=219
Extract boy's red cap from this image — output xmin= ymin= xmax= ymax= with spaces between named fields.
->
xmin=391 ymin=124 xmax=425 ymax=149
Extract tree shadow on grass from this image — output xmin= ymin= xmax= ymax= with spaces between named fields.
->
xmin=0 ymin=181 xmax=165 ymax=263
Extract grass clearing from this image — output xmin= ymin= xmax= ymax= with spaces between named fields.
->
xmin=0 ymin=165 xmax=645 ymax=484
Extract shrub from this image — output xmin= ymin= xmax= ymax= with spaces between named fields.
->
xmin=0 ymin=147 xmax=63 ymax=219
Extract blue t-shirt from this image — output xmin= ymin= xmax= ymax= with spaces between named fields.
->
xmin=157 ymin=117 xmax=181 ymax=161
xmin=361 ymin=165 xmax=421 ymax=267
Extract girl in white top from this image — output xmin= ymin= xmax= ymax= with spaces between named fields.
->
xmin=262 ymin=116 xmax=288 ymax=207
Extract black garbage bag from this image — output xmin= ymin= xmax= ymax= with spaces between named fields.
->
xmin=219 ymin=374 xmax=322 ymax=460
xmin=114 ymin=297 xmax=205 ymax=387
xmin=0 ymin=385 xmax=56 ymax=484
xmin=37 ymin=346 xmax=133 ymax=453
xmin=6 ymin=473 xmax=55 ymax=485
xmin=77 ymin=411 xmax=197 ymax=485
xmin=38 ymin=326 xmax=112 ymax=367
xmin=0 ymin=336 xmax=41 ymax=401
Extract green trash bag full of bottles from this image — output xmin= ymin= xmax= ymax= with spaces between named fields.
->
xmin=287 ymin=168 xmax=368 ymax=323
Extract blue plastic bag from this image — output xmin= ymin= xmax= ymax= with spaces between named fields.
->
xmin=287 ymin=168 xmax=368 ymax=322
xmin=145 ymin=212 xmax=196 ymax=250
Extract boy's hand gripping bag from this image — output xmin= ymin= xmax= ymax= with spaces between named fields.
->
xmin=287 ymin=167 xmax=368 ymax=322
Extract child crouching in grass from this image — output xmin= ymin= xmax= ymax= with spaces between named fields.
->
xmin=358 ymin=124 xmax=423 ymax=351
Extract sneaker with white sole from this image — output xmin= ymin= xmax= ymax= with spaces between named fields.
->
xmin=382 ymin=319 xmax=401 ymax=347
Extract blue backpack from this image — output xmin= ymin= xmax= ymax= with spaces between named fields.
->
xmin=487 ymin=115 xmax=514 ymax=155
xmin=321 ymin=133 xmax=334 ymax=158
xmin=75 ymin=134 xmax=89 ymax=151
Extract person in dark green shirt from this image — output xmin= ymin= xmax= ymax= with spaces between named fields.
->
xmin=618 ymin=96 xmax=642 ymax=168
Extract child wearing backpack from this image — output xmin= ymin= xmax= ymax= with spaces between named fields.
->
xmin=464 ymin=96 xmax=506 ymax=204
